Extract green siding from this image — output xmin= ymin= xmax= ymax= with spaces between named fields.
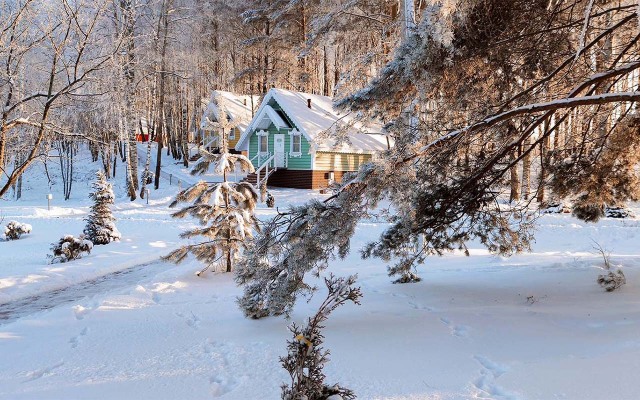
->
xmin=247 ymin=123 xmax=312 ymax=170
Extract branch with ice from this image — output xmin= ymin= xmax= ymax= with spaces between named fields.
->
xmin=280 ymin=274 xmax=361 ymax=400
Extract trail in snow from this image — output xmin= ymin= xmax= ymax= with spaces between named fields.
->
xmin=0 ymin=259 xmax=170 ymax=325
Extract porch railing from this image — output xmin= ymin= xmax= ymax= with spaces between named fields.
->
xmin=255 ymin=153 xmax=276 ymax=190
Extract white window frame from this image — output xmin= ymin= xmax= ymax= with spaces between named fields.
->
xmin=289 ymin=129 xmax=302 ymax=157
xmin=257 ymin=130 xmax=269 ymax=154
xmin=228 ymin=127 xmax=236 ymax=140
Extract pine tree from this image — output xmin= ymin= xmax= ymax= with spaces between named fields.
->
xmin=238 ymin=1 xmax=640 ymax=318
xmin=166 ymin=100 xmax=258 ymax=275
xmin=84 ymin=171 xmax=121 ymax=245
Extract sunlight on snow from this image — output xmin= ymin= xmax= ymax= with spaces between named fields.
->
xmin=0 ymin=332 xmax=22 ymax=340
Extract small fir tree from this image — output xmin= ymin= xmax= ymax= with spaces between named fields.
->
xmin=84 ymin=171 xmax=121 ymax=245
xmin=280 ymin=274 xmax=361 ymax=400
xmin=166 ymin=99 xmax=258 ymax=275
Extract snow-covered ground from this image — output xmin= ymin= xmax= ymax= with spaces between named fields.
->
xmin=1 ymin=148 xmax=640 ymax=399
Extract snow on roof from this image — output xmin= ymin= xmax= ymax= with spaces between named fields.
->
xmin=236 ymin=88 xmax=389 ymax=154
xmin=200 ymin=90 xmax=259 ymax=133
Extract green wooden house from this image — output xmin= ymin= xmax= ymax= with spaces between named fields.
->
xmin=234 ymin=89 xmax=389 ymax=189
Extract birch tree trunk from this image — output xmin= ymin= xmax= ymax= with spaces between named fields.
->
xmin=120 ymin=0 xmax=139 ymax=200
xmin=154 ymin=0 xmax=172 ymax=190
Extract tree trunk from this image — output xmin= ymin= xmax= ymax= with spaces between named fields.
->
xmin=536 ymin=119 xmax=551 ymax=203
xmin=154 ymin=0 xmax=171 ymax=190
xmin=509 ymin=149 xmax=520 ymax=203
xmin=521 ymin=136 xmax=531 ymax=200
xmin=120 ymin=0 xmax=139 ymax=200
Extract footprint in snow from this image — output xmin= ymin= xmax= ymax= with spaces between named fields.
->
xmin=175 ymin=311 xmax=200 ymax=329
xmin=440 ymin=317 xmax=471 ymax=338
xmin=69 ymin=327 xmax=89 ymax=349
xmin=210 ymin=375 xmax=237 ymax=397
xmin=471 ymin=355 xmax=519 ymax=400
xmin=408 ymin=301 xmax=435 ymax=312
xmin=23 ymin=360 xmax=64 ymax=382
xmin=203 ymin=339 xmax=239 ymax=397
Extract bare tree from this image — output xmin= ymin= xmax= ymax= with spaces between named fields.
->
xmin=0 ymin=0 xmax=117 ymax=198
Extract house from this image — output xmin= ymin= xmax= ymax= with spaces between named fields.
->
xmin=135 ymin=117 xmax=150 ymax=142
xmin=234 ymin=88 xmax=389 ymax=189
xmin=200 ymin=90 xmax=258 ymax=153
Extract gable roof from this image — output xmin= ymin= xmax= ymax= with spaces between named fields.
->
xmin=200 ymin=90 xmax=259 ymax=133
xmin=235 ymin=88 xmax=389 ymax=154
xmin=252 ymin=104 xmax=289 ymax=131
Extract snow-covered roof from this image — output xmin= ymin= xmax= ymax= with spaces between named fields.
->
xmin=235 ymin=88 xmax=389 ymax=154
xmin=200 ymin=90 xmax=259 ymax=133
xmin=252 ymin=104 xmax=289 ymax=131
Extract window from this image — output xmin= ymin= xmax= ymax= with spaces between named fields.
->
xmin=228 ymin=128 xmax=235 ymax=140
xmin=292 ymin=135 xmax=301 ymax=154
xmin=289 ymin=129 xmax=302 ymax=157
xmin=258 ymin=134 xmax=268 ymax=154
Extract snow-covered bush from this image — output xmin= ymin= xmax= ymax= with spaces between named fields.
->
xmin=541 ymin=202 xmax=571 ymax=214
xmin=605 ymin=206 xmax=632 ymax=219
xmin=280 ymin=274 xmax=361 ymax=400
xmin=594 ymin=242 xmax=626 ymax=292
xmin=598 ymin=270 xmax=626 ymax=292
xmin=3 ymin=221 xmax=32 ymax=240
xmin=84 ymin=171 xmax=121 ymax=245
xmin=50 ymin=235 xmax=93 ymax=263
xmin=266 ymin=191 xmax=275 ymax=208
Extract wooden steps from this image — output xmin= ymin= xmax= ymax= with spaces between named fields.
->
xmin=242 ymin=168 xmax=284 ymax=186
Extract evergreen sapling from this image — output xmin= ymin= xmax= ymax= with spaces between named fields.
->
xmin=166 ymin=97 xmax=258 ymax=275
xmin=84 ymin=171 xmax=121 ymax=245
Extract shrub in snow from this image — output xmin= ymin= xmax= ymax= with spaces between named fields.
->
xmin=266 ymin=191 xmax=275 ymax=208
xmin=605 ymin=206 xmax=632 ymax=219
xmin=594 ymin=242 xmax=626 ymax=292
xmin=50 ymin=235 xmax=93 ymax=263
xmin=540 ymin=202 xmax=571 ymax=214
xmin=572 ymin=203 xmax=605 ymax=222
xmin=84 ymin=171 xmax=121 ymax=245
xmin=3 ymin=221 xmax=32 ymax=240
xmin=598 ymin=270 xmax=626 ymax=292
xmin=280 ymin=274 xmax=360 ymax=400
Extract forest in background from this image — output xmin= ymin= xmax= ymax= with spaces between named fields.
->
xmin=0 ymin=0 xmax=413 ymax=201
xmin=3 ymin=0 xmax=640 ymax=295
